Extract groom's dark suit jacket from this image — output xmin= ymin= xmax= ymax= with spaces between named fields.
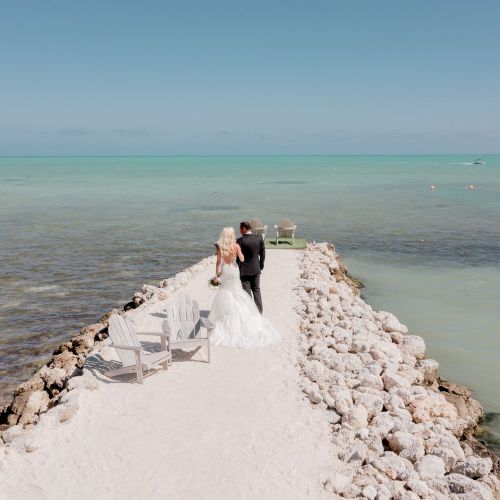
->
xmin=236 ymin=233 xmax=265 ymax=276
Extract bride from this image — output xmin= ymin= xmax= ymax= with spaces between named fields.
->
xmin=208 ymin=227 xmax=280 ymax=348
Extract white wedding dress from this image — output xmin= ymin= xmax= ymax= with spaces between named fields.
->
xmin=208 ymin=260 xmax=280 ymax=348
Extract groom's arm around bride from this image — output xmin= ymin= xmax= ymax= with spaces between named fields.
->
xmin=237 ymin=221 xmax=265 ymax=314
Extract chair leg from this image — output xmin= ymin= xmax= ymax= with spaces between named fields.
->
xmin=167 ymin=338 xmax=173 ymax=367
xmin=207 ymin=334 xmax=211 ymax=363
xmin=135 ymin=351 xmax=144 ymax=384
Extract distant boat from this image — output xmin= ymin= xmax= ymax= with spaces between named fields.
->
xmin=473 ymin=158 xmax=486 ymax=165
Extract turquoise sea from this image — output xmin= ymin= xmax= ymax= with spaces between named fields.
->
xmin=1 ymin=155 xmax=499 ymax=447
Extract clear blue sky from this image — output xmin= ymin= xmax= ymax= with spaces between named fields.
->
xmin=1 ymin=0 xmax=499 ymax=155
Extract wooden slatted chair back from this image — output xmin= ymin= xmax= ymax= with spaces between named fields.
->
xmin=250 ymin=218 xmax=263 ymax=230
xmin=278 ymin=218 xmax=294 ymax=237
xmin=108 ymin=314 xmax=141 ymax=366
xmin=250 ymin=218 xmax=267 ymax=238
xmin=164 ymin=293 xmax=201 ymax=340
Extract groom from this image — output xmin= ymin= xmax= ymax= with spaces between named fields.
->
xmin=237 ymin=221 xmax=265 ymax=314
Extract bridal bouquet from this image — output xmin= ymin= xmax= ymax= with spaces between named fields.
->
xmin=208 ymin=277 xmax=221 ymax=289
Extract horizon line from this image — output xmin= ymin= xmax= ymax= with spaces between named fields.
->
xmin=0 ymin=153 xmax=497 ymax=159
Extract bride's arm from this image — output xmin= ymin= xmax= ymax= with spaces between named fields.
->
xmin=235 ymin=243 xmax=244 ymax=262
xmin=215 ymin=245 xmax=222 ymax=278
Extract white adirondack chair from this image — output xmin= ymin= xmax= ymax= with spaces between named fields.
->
xmin=274 ymin=218 xmax=297 ymax=245
xmin=250 ymin=218 xmax=268 ymax=241
xmin=106 ymin=314 xmax=172 ymax=384
xmin=162 ymin=293 xmax=212 ymax=362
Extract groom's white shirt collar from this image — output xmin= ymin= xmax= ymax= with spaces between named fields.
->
xmin=246 ymin=231 xmax=252 ymax=234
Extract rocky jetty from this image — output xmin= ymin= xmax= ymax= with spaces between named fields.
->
xmin=296 ymin=242 xmax=499 ymax=499
xmin=0 ymin=257 xmax=215 ymax=447
xmin=1 ymin=243 xmax=498 ymax=500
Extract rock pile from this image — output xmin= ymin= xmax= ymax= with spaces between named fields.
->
xmin=0 ymin=322 xmax=108 ymax=429
xmin=296 ymin=242 xmax=499 ymax=499
xmin=0 ymin=255 xmax=216 ymax=453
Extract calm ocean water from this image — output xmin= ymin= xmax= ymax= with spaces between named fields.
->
xmin=1 ymin=155 xmax=499 ymax=445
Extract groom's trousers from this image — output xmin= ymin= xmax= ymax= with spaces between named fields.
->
xmin=240 ymin=274 xmax=263 ymax=314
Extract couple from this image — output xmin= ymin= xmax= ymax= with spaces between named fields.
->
xmin=208 ymin=222 xmax=280 ymax=348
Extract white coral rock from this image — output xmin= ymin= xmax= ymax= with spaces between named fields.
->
xmin=415 ymin=454 xmax=446 ymax=480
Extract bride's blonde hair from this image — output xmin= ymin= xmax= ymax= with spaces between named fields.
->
xmin=217 ymin=227 xmax=236 ymax=257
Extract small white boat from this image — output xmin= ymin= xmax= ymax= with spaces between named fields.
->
xmin=473 ymin=158 xmax=486 ymax=165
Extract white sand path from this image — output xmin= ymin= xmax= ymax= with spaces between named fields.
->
xmin=2 ymin=251 xmax=336 ymax=500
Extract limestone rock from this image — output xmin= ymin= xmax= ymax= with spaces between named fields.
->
xmin=7 ymin=388 xmax=49 ymax=426
xmin=438 ymin=378 xmax=484 ymax=424
xmin=53 ymin=341 xmax=73 ymax=355
xmin=371 ymin=452 xmax=413 ymax=480
xmin=80 ymin=322 xmax=106 ymax=338
xmin=416 ymin=358 xmax=439 ymax=383
xmin=352 ymin=392 xmax=384 ymax=418
xmin=428 ymin=446 xmax=459 ymax=472
xmin=359 ymin=372 xmax=384 ymax=391
xmin=324 ymin=473 xmax=351 ymax=495
xmin=376 ymin=311 xmax=408 ymax=334
xmin=71 ymin=333 xmax=95 ymax=356
xmin=302 ymin=360 xmax=327 ymax=387
xmin=384 ymin=394 xmax=405 ymax=412
xmin=19 ymin=390 xmax=49 ymax=425
xmin=480 ymin=475 xmax=500 ymax=500
xmin=408 ymin=391 xmax=458 ymax=423
xmin=453 ymin=456 xmax=492 ymax=479
xmin=446 ymin=473 xmax=493 ymax=499
xmin=399 ymin=335 xmax=426 ymax=360
xmin=50 ymin=351 xmax=78 ymax=376
xmin=361 ymin=485 xmax=377 ymax=499
xmin=407 ymin=478 xmax=429 ymax=497
xmin=100 ymin=308 xmax=122 ymax=324
xmin=414 ymin=454 xmax=446 ymax=480
xmin=2 ymin=424 xmax=23 ymax=443
xmin=330 ymin=387 xmax=354 ymax=415
xmin=382 ymin=371 xmax=411 ymax=392
xmin=303 ymin=384 xmax=322 ymax=404
xmin=386 ymin=431 xmax=425 ymax=462
xmin=39 ymin=366 xmax=68 ymax=395
xmin=14 ymin=372 xmax=44 ymax=395
xmin=370 ymin=412 xmax=396 ymax=439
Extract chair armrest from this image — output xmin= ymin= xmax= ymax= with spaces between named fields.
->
xmin=201 ymin=317 xmax=214 ymax=330
xmin=136 ymin=331 xmax=168 ymax=338
xmin=110 ymin=343 xmax=141 ymax=352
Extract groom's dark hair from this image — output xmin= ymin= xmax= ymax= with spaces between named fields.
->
xmin=240 ymin=221 xmax=251 ymax=230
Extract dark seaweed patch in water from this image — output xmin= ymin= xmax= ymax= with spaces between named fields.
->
xmin=476 ymin=412 xmax=500 ymax=456
xmin=341 ymin=235 xmax=500 ymax=267
xmin=260 ymin=181 xmax=308 ymax=185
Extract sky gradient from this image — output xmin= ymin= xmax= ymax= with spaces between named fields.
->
xmin=1 ymin=0 xmax=499 ymax=155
